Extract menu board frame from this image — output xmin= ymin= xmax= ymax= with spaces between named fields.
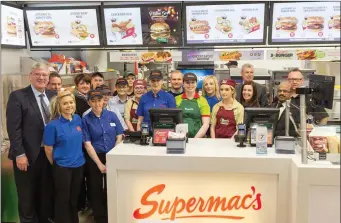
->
xmin=268 ymin=1 xmax=341 ymax=45
xmin=101 ymin=3 xmax=182 ymax=48
xmin=183 ymin=1 xmax=268 ymax=46
xmin=24 ymin=6 xmax=103 ymax=48
xmin=1 ymin=2 xmax=27 ymax=49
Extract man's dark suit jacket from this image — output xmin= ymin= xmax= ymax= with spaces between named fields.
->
xmin=6 ymin=85 xmax=57 ymax=164
xmin=236 ymin=81 xmax=268 ymax=107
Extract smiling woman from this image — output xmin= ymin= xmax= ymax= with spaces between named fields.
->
xmin=44 ymin=91 xmax=85 ymax=223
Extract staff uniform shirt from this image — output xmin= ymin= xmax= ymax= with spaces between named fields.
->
xmin=210 ymin=100 xmax=244 ymax=126
xmin=82 ymin=109 xmax=124 ymax=154
xmin=43 ymin=114 xmax=85 ymax=168
xmin=124 ymin=97 xmax=139 ymax=120
xmin=108 ymin=95 xmax=128 ymax=117
xmin=205 ymin=95 xmax=221 ymax=112
xmin=136 ymin=90 xmax=176 ymax=128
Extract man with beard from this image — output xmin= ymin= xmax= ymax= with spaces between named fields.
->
xmin=272 ymin=81 xmax=300 ymax=137
xmin=168 ymin=70 xmax=183 ymax=97
xmin=235 ymin=63 xmax=268 ymax=107
xmin=287 ymin=68 xmax=329 ymax=125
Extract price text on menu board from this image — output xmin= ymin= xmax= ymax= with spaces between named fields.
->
xmin=26 ymin=9 xmax=101 ymax=47
xmin=103 ymin=8 xmax=143 ymax=46
xmin=271 ymin=1 xmax=340 ymax=43
xmin=1 ymin=5 xmax=26 ymax=46
xmin=186 ymin=3 xmax=266 ymax=44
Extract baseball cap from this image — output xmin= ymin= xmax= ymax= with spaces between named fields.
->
xmin=115 ymin=78 xmax=128 ymax=86
xmin=95 ymin=84 xmax=111 ymax=94
xmin=226 ymin=61 xmax=238 ymax=67
xmin=124 ymin=71 xmax=136 ymax=78
xmin=220 ymin=79 xmax=236 ymax=88
xmin=149 ymin=70 xmax=163 ymax=80
xmin=183 ymin=73 xmax=198 ymax=82
xmin=133 ymin=80 xmax=147 ymax=88
xmin=87 ymin=89 xmax=103 ymax=100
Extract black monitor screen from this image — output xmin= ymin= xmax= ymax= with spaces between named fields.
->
xmin=309 ymin=74 xmax=335 ymax=109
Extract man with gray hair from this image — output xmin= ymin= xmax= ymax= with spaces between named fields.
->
xmin=168 ymin=70 xmax=184 ymax=97
xmin=6 ymin=62 xmax=56 ymax=223
xmin=235 ymin=63 xmax=268 ymax=107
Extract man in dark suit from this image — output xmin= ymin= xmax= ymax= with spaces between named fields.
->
xmin=6 ymin=63 xmax=57 ymax=223
xmin=272 ymin=81 xmax=300 ymax=137
xmin=235 ymin=63 xmax=268 ymax=107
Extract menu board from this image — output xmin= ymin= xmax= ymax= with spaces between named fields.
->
xmin=141 ymin=4 xmax=182 ymax=46
xmin=270 ymin=2 xmax=340 ymax=44
xmin=185 ymin=3 xmax=266 ymax=45
xmin=1 ymin=4 xmax=26 ymax=47
xmin=25 ymin=7 xmax=101 ymax=47
xmin=103 ymin=7 xmax=143 ymax=46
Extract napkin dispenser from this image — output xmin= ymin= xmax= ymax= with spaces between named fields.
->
xmin=275 ymin=136 xmax=296 ymax=154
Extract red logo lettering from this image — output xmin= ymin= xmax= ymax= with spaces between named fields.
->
xmin=133 ymin=184 xmax=262 ymax=220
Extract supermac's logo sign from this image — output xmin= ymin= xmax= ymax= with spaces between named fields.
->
xmin=133 ymin=184 xmax=262 ymax=221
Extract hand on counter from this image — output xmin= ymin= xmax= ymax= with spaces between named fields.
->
xmin=16 ymin=155 xmax=29 ymax=171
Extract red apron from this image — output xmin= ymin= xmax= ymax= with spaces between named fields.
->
xmin=215 ymin=106 xmax=237 ymax=138
xmin=130 ymin=100 xmax=139 ymax=131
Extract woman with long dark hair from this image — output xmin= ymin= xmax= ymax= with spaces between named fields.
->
xmin=240 ymin=82 xmax=260 ymax=108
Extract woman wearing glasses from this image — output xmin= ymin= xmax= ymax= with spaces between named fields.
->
xmin=124 ymin=80 xmax=147 ymax=131
xmin=44 ymin=91 xmax=85 ymax=223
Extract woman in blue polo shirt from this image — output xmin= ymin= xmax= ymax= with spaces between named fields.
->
xmin=82 ymin=89 xmax=124 ymax=223
xmin=136 ymin=70 xmax=176 ymax=131
xmin=44 ymin=91 xmax=85 ymax=223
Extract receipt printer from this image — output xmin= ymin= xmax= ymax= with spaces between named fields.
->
xmin=275 ymin=136 xmax=296 ymax=154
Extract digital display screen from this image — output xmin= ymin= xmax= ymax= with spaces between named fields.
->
xmin=270 ymin=1 xmax=340 ymax=44
xmin=185 ymin=2 xmax=267 ymax=45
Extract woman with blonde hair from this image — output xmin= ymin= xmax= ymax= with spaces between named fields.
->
xmin=202 ymin=75 xmax=221 ymax=112
xmin=211 ymin=79 xmax=244 ymax=138
xmin=44 ymin=91 xmax=85 ymax=223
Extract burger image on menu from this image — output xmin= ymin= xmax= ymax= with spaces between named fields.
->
xmin=71 ymin=20 xmax=89 ymax=40
xmin=215 ymin=16 xmax=232 ymax=34
xmin=303 ymin=16 xmax=324 ymax=31
xmin=329 ymin=15 xmax=340 ymax=30
xmin=150 ymin=22 xmax=170 ymax=40
xmin=275 ymin=17 xmax=298 ymax=31
xmin=6 ymin=17 xmax=17 ymax=37
xmin=34 ymin=21 xmax=56 ymax=37
xmin=189 ymin=19 xmax=210 ymax=34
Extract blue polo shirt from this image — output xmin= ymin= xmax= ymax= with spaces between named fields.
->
xmin=43 ymin=114 xmax=85 ymax=168
xmin=136 ymin=90 xmax=176 ymax=128
xmin=82 ymin=109 xmax=124 ymax=154
xmin=205 ymin=95 xmax=221 ymax=112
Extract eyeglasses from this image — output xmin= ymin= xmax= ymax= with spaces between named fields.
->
xmin=116 ymin=86 xmax=126 ymax=90
xmin=288 ymin=78 xmax=302 ymax=82
xmin=278 ymin=89 xmax=290 ymax=93
xmin=134 ymin=87 xmax=145 ymax=91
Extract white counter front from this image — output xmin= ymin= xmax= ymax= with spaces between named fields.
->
xmin=106 ymin=138 xmax=340 ymax=223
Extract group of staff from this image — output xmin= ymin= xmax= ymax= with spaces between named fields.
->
xmin=6 ymin=62 xmax=329 ymax=223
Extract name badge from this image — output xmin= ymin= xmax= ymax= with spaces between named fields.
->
xmin=110 ymin=123 xmax=116 ymax=127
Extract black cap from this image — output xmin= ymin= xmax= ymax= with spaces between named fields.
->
xmin=183 ymin=72 xmax=197 ymax=82
xmin=226 ymin=61 xmax=238 ymax=67
xmin=115 ymin=78 xmax=128 ymax=86
xmin=149 ymin=70 xmax=163 ymax=80
xmin=87 ymin=89 xmax=103 ymax=101
xmin=95 ymin=84 xmax=111 ymax=94
xmin=123 ymin=71 xmax=136 ymax=78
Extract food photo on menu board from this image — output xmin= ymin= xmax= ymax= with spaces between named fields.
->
xmin=185 ymin=3 xmax=266 ymax=45
xmin=1 ymin=4 xmax=26 ymax=47
xmin=141 ymin=4 xmax=181 ymax=45
xmin=25 ymin=8 xmax=101 ymax=47
xmin=270 ymin=1 xmax=340 ymax=43
xmin=103 ymin=7 xmax=143 ymax=46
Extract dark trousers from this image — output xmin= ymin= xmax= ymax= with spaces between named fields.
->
xmin=13 ymin=149 xmax=54 ymax=223
xmin=87 ymin=154 xmax=107 ymax=223
xmin=53 ymin=164 xmax=83 ymax=223
xmin=78 ymin=148 xmax=90 ymax=211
